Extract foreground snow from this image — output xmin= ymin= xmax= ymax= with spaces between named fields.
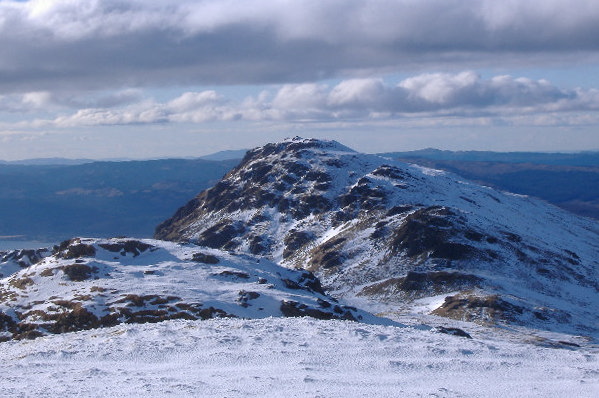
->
xmin=1 ymin=317 xmax=597 ymax=397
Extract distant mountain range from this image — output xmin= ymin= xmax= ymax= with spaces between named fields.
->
xmin=0 ymin=149 xmax=249 ymax=166
xmin=199 ymin=149 xmax=249 ymax=161
xmin=0 ymin=158 xmax=97 ymax=166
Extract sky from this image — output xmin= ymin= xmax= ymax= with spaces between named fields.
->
xmin=1 ymin=0 xmax=599 ymax=160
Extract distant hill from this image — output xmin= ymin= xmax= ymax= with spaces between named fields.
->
xmin=380 ymin=149 xmax=599 ymax=167
xmin=380 ymin=150 xmax=599 ymax=220
xmin=0 ymin=158 xmax=96 ymax=166
xmin=0 ymin=158 xmax=238 ymax=241
xmin=200 ymin=149 xmax=248 ymax=161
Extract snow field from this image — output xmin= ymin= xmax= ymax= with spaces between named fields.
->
xmin=0 ymin=317 xmax=597 ymax=397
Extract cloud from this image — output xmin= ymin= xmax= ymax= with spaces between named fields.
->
xmin=0 ymin=88 xmax=144 ymax=114
xmin=21 ymin=72 xmax=597 ymax=129
xmin=1 ymin=0 xmax=599 ymax=92
xmin=0 ymin=91 xmax=54 ymax=112
xmin=397 ymin=72 xmax=577 ymax=110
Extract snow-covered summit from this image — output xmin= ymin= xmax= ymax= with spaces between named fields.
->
xmin=155 ymin=137 xmax=599 ymax=338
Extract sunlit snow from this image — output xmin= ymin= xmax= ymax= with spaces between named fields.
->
xmin=0 ymin=317 xmax=597 ymax=397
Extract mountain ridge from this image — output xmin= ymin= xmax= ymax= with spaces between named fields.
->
xmin=156 ymin=137 xmax=599 ymax=338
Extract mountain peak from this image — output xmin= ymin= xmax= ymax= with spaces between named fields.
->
xmin=155 ymin=137 xmax=599 ymax=338
xmin=240 ymin=137 xmax=357 ymax=164
xmin=283 ymin=136 xmax=356 ymax=152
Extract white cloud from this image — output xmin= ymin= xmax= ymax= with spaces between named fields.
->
xmin=328 ymin=79 xmax=389 ymax=108
xmin=400 ymin=72 xmax=480 ymax=105
xmin=167 ymin=91 xmax=224 ymax=113
xmin=14 ymin=72 xmax=597 ymax=129
xmin=0 ymin=91 xmax=56 ymax=112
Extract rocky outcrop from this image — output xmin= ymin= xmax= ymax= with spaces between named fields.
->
xmin=0 ymin=247 xmax=51 ymax=278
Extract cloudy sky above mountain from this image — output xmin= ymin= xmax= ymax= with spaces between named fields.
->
xmin=1 ymin=0 xmax=599 ymax=160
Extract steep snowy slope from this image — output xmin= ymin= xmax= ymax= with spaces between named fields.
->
xmin=156 ymin=137 xmax=599 ymax=338
xmin=0 ymin=237 xmax=380 ymax=341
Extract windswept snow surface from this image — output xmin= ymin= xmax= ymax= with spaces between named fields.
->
xmin=0 ymin=317 xmax=597 ymax=397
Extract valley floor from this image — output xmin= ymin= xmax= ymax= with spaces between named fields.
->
xmin=0 ymin=317 xmax=597 ymax=397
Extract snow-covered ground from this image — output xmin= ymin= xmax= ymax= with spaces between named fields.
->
xmin=1 ymin=317 xmax=597 ymax=397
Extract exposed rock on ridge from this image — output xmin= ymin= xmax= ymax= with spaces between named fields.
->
xmin=0 ymin=237 xmax=377 ymax=341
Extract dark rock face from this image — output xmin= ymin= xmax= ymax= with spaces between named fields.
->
xmin=283 ymin=230 xmax=314 ymax=259
xmin=54 ymin=239 xmax=96 ymax=259
xmin=62 ymin=264 xmax=97 ymax=282
xmin=389 ymin=206 xmax=476 ymax=261
xmin=8 ymin=276 xmax=34 ymax=289
xmin=109 ymin=295 xmax=233 ymax=324
xmin=281 ymin=271 xmax=326 ymax=295
xmin=98 ymin=240 xmax=154 ymax=257
xmin=237 ymin=290 xmax=260 ymax=308
xmin=4 ymin=295 xmax=236 ymax=340
xmin=215 ymin=270 xmax=250 ymax=279
xmin=339 ymin=177 xmax=387 ymax=213
xmin=192 ymin=252 xmax=220 ymax=264
xmin=44 ymin=305 xmax=103 ymax=334
xmin=248 ymin=235 xmax=271 ymax=255
xmin=309 ymin=237 xmax=346 ymax=272
xmin=433 ymin=326 xmax=472 ymax=339
xmin=280 ymin=300 xmax=359 ymax=321
xmin=195 ymin=221 xmax=245 ymax=250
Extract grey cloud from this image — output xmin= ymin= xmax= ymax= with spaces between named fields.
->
xmin=57 ymin=89 xmax=146 ymax=109
xmin=1 ymin=1 xmax=599 ymax=92
xmin=0 ymin=88 xmax=143 ymax=113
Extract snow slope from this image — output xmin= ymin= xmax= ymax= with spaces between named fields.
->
xmin=155 ymin=137 xmax=599 ymax=338
xmin=0 ymin=317 xmax=597 ymax=397
xmin=0 ymin=237 xmax=382 ymax=341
